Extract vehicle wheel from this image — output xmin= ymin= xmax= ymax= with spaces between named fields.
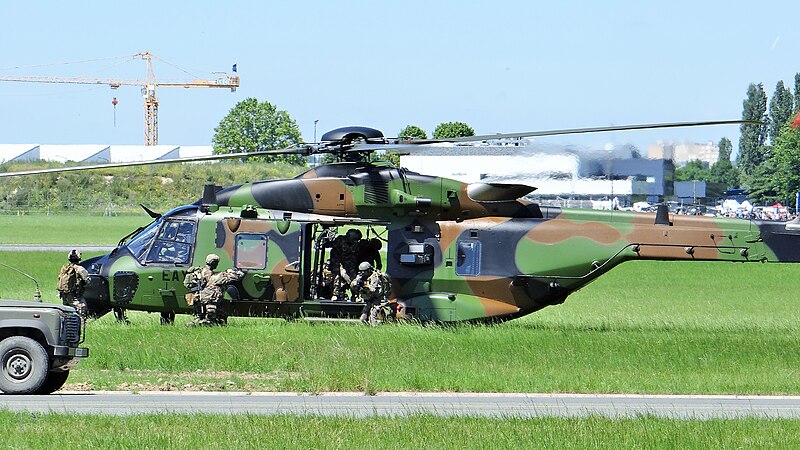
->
xmin=0 ymin=337 xmax=50 ymax=394
xmin=160 ymin=311 xmax=176 ymax=325
xmin=35 ymin=370 xmax=70 ymax=395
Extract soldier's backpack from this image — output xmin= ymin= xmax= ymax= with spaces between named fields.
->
xmin=57 ymin=263 xmax=78 ymax=294
xmin=183 ymin=266 xmax=204 ymax=292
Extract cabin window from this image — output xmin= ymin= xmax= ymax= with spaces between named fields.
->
xmin=455 ymin=240 xmax=482 ymax=276
xmin=145 ymin=219 xmax=196 ymax=265
xmin=235 ymin=234 xmax=268 ymax=270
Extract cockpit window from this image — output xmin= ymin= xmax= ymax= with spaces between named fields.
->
xmin=145 ymin=219 xmax=197 ymax=265
xmin=126 ymin=220 xmax=161 ymax=261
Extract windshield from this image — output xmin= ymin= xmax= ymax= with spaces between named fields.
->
xmin=145 ymin=219 xmax=196 ymax=265
xmin=126 ymin=219 xmax=162 ymax=261
xmin=123 ymin=206 xmax=200 ymax=265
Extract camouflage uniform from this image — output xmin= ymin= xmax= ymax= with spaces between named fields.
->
xmin=329 ymin=229 xmax=362 ymax=300
xmin=317 ymin=262 xmax=335 ymax=299
xmin=197 ymin=268 xmax=244 ymax=325
xmin=57 ymin=250 xmax=89 ymax=318
xmin=351 ymin=262 xmax=391 ymax=323
xmin=186 ymin=254 xmax=230 ymax=326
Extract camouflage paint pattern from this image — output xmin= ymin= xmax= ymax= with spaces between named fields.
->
xmin=78 ymin=162 xmax=800 ymax=323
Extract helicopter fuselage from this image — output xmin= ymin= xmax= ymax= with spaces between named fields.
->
xmin=79 ymin=190 xmax=800 ymax=323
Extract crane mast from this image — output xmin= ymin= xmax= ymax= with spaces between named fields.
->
xmin=0 ymin=51 xmax=240 ymax=145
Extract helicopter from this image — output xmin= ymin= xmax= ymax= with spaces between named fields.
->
xmin=4 ymin=120 xmax=798 ymax=325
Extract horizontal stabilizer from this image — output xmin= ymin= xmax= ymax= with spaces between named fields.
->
xmin=466 ymin=183 xmax=536 ymax=202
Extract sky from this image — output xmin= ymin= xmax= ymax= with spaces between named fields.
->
xmin=1 ymin=1 xmax=798 ymax=157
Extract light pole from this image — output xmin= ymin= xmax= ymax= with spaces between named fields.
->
xmin=314 ymin=119 xmax=319 ymax=143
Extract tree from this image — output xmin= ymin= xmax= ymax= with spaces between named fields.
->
xmin=795 ymin=72 xmax=800 ymax=113
xmin=768 ymin=80 xmax=794 ymax=143
xmin=398 ymin=125 xmax=428 ymax=140
xmin=708 ymin=137 xmax=740 ymax=188
xmin=674 ymin=160 xmax=709 ymax=182
xmin=744 ymin=160 xmax=780 ymax=205
xmin=736 ymin=83 xmax=768 ymax=176
xmin=433 ymin=122 xmax=475 ymax=139
xmin=212 ymin=98 xmax=304 ymax=165
xmin=767 ymin=123 xmax=800 ymax=205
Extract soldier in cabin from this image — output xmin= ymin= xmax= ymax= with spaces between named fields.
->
xmin=357 ymin=237 xmax=383 ymax=271
xmin=328 ymin=228 xmax=363 ymax=300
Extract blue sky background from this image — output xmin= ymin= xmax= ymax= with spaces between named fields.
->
xmin=1 ymin=1 xmax=798 ymax=156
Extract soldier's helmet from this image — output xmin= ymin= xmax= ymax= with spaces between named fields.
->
xmin=358 ymin=261 xmax=373 ymax=272
xmin=68 ymin=249 xmax=82 ymax=263
xmin=206 ymin=254 xmax=220 ymax=266
xmin=346 ymin=229 xmax=362 ymax=243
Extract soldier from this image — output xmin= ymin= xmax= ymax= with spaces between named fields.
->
xmin=328 ymin=228 xmax=363 ymax=300
xmin=197 ymin=267 xmax=244 ymax=325
xmin=350 ymin=261 xmax=391 ymax=324
xmin=184 ymin=254 xmax=221 ymax=326
xmin=317 ymin=261 xmax=335 ymax=299
xmin=357 ymin=237 xmax=383 ymax=271
xmin=56 ymin=249 xmax=89 ymax=318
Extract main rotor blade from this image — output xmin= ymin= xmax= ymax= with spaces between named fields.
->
xmin=390 ymin=119 xmax=760 ymax=145
xmin=0 ymin=145 xmax=310 ymax=178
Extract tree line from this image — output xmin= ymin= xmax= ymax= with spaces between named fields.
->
xmin=675 ymin=74 xmax=800 ymax=206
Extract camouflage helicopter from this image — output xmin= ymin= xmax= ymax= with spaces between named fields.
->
xmin=4 ymin=120 xmax=798 ymax=325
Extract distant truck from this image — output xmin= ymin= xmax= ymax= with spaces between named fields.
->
xmin=0 ymin=300 xmax=88 ymax=394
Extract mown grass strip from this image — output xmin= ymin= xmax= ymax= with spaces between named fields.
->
xmin=0 ymin=214 xmax=150 ymax=245
xmin=68 ymin=312 xmax=800 ymax=394
xmin=1 ymin=412 xmax=798 ymax=450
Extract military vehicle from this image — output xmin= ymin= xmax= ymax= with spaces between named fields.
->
xmin=0 ymin=300 xmax=88 ymax=394
xmin=4 ymin=121 xmax=797 ymax=325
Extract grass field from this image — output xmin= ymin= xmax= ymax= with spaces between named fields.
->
xmin=34 ymin=259 xmax=793 ymax=394
xmin=2 ymin=412 xmax=799 ymax=449
xmin=0 ymin=214 xmax=150 ymax=245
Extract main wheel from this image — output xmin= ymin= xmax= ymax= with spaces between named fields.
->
xmin=160 ymin=311 xmax=176 ymax=325
xmin=0 ymin=337 xmax=50 ymax=394
xmin=35 ymin=370 xmax=70 ymax=395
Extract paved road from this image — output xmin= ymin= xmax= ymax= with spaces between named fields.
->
xmin=2 ymin=392 xmax=800 ymax=418
xmin=0 ymin=245 xmax=114 ymax=252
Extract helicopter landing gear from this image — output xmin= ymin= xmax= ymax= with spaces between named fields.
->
xmin=160 ymin=311 xmax=175 ymax=325
xmin=113 ymin=307 xmax=130 ymax=324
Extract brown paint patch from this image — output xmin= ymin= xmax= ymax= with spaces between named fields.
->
xmin=270 ymin=258 xmax=300 ymax=301
xmin=464 ymin=276 xmax=518 ymax=305
xmin=301 ymin=179 xmax=356 ymax=215
xmin=526 ymin=219 xmax=623 ymax=244
xmin=624 ymin=219 xmax=727 ymax=261
xmin=217 ymin=218 xmax=275 ymax=261
xmin=476 ymin=296 xmax=521 ymax=317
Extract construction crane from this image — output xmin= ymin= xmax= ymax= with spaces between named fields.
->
xmin=0 ymin=51 xmax=240 ymax=145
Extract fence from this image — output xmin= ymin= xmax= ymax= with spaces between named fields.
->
xmin=0 ymin=190 xmax=197 ymax=216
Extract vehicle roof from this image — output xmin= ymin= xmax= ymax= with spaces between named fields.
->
xmin=0 ymin=300 xmax=74 ymax=312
